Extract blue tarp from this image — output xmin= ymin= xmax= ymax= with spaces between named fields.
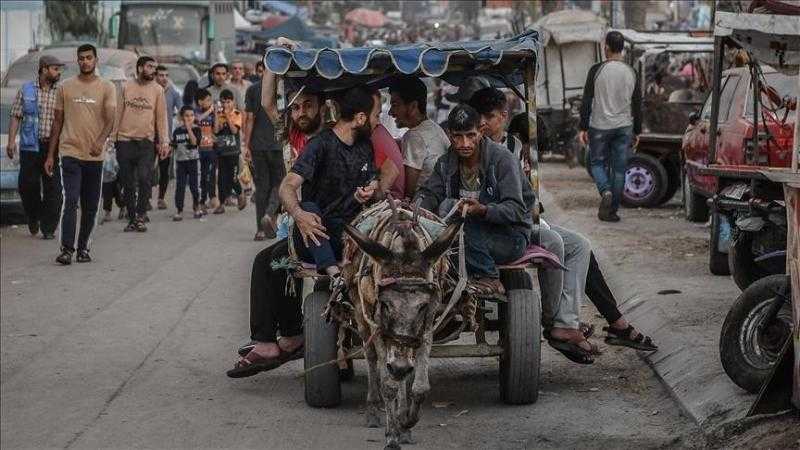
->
xmin=264 ymin=30 xmax=540 ymax=91
xmin=250 ymin=16 xmax=337 ymax=49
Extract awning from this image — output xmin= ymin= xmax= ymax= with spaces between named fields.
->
xmin=345 ymin=8 xmax=387 ymax=28
xmin=534 ymin=10 xmax=606 ymax=46
xmin=714 ymin=11 xmax=800 ymax=71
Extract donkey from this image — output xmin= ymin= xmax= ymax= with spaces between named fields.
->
xmin=342 ymin=199 xmax=461 ymax=450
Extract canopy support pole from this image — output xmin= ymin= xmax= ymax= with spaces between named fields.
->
xmin=708 ymin=36 xmax=725 ymax=164
xmin=523 ymin=58 xmax=540 ymax=225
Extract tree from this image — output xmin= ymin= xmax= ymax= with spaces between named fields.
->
xmin=45 ymin=0 xmax=100 ymax=41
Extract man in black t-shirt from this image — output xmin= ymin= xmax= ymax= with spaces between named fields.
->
xmin=227 ymin=86 xmax=380 ymax=378
xmin=243 ymin=76 xmax=283 ymax=240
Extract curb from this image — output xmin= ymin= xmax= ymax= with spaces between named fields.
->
xmin=539 ymin=186 xmax=755 ymax=430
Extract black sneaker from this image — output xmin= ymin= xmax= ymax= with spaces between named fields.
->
xmin=56 ymin=250 xmax=72 ymax=265
xmin=135 ymin=220 xmax=148 ymax=232
xmin=124 ymin=221 xmax=137 ymax=232
xmin=76 ymin=249 xmax=92 ymax=263
xmin=28 ymin=221 xmax=40 ymax=236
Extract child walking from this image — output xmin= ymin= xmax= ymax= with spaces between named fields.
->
xmin=212 ymin=89 xmax=242 ymax=215
xmin=195 ymin=88 xmax=217 ymax=215
xmin=171 ymin=106 xmax=203 ymax=220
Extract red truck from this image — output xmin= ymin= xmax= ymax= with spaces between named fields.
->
xmin=682 ymin=65 xmax=797 ymax=289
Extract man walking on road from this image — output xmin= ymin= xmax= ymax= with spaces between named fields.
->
xmin=115 ymin=56 xmax=169 ymax=232
xmin=243 ymin=71 xmax=283 ymax=240
xmin=154 ymin=64 xmax=181 ymax=210
xmin=45 ymin=44 xmax=117 ymax=264
xmin=7 ymin=55 xmax=65 ymax=239
xmin=579 ymin=31 xmax=641 ymax=222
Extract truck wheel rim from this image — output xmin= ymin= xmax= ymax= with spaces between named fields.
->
xmin=624 ymin=166 xmax=655 ymax=200
xmin=739 ymin=298 xmax=792 ymax=370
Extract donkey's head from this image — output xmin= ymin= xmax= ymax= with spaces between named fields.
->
xmin=344 ymin=200 xmax=460 ymax=380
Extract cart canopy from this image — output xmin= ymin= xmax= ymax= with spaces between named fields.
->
xmin=534 ymin=10 xmax=606 ymax=46
xmin=263 ymin=30 xmax=539 ymax=92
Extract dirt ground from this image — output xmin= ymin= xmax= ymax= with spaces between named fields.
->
xmin=539 ymin=159 xmax=799 ymax=449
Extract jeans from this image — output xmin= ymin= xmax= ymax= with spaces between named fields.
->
xmin=252 ymin=151 xmax=285 ymax=230
xmin=588 ymin=126 xmax=632 ymax=212
xmin=18 ymin=142 xmax=62 ymax=234
xmin=157 ymin=156 xmax=171 ymax=200
xmin=463 ymin=220 xmax=527 ymax=278
xmin=249 ymin=238 xmax=303 ymax=343
xmin=60 ymin=157 xmax=102 ymax=252
xmin=537 ymin=225 xmax=591 ymax=330
xmin=216 ymin=154 xmax=238 ymax=204
xmin=116 ymin=139 xmax=154 ymax=221
xmin=199 ymin=150 xmax=217 ymax=204
xmin=102 ymin=179 xmax=123 ymax=212
xmin=292 ymin=202 xmax=345 ymax=272
xmin=174 ymin=159 xmax=200 ymax=212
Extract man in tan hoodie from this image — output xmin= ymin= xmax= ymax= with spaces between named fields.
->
xmin=115 ymin=56 xmax=168 ymax=232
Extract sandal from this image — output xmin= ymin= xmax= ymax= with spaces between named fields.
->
xmin=603 ymin=325 xmax=658 ymax=351
xmin=226 ymin=344 xmax=304 ymax=378
xmin=467 ymin=278 xmax=506 ymax=299
xmin=544 ymin=329 xmax=600 ymax=365
xmin=580 ymin=322 xmax=595 ymax=339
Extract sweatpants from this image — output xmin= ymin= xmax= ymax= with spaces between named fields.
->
xmin=199 ymin=150 xmax=217 ymax=204
xmin=116 ymin=139 xmax=154 ymax=221
xmin=249 ymin=238 xmax=303 ymax=343
xmin=102 ymin=179 xmax=123 ymax=212
xmin=538 ymin=225 xmax=591 ymax=330
xmin=157 ymin=156 xmax=171 ymax=200
xmin=217 ymin=153 xmax=238 ymax=204
xmin=60 ymin=156 xmax=102 ymax=252
xmin=174 ymin=159 xmax=200 ymax=212
xmin=18 ymin=142 xmax=62 ymax=234
xmin=251 ymin=151 xmax=285 ymax=231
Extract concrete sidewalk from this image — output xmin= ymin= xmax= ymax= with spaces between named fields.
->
xmin=538 ymin=165 xmax=755 ymax=430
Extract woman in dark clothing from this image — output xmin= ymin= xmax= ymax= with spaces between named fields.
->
xmin=182 ymin=80 xmax=199 ymax=108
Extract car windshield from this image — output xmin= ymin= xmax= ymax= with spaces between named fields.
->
xmin=120 ymin=5 xmax=206 ymax=61
xmin=746 ymin=72 xmax=798 ymax=117
xmin=2 ymin=63 xmax=125 ymax=89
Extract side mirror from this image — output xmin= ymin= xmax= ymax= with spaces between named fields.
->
xmin=688 ymin=111 xmax=700 ymax=126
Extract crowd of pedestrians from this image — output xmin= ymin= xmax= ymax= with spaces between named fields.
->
xmin=6 ymin=45 xmax=280 ymax=262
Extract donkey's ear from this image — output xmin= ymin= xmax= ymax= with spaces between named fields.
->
xmin=421 ymin=222 xmax=461 ymax=262
xmin=344 ymin=224 xmax=394 ymax=262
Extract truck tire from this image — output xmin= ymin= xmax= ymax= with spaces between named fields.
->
xmin=657 ymin=161 xmax=681 ymax=205
xmin=498 ymin=270 xmax=540 ymax=405
xmin=709 ymin=212 xmax=731 ymax=276
xmin=683 ymin=171 xmax=709 ymax=222
xmin=303 ymin=290 xmax=341 ymax=408
xmin=720 ymin=275 xmax=792 ymax=393
xmin=729 ymin=232 xmax=786 ymax=291
xmin=622 ymin=154 xmax=668 ymax=208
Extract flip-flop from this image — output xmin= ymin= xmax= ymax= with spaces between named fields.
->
xmin=226 ymin=351 xmax=283 ymax=378
xmin=544 ymin=330 xmax=599 ymax=365
xmin=603 ymin=325 xmax=658 ymax=351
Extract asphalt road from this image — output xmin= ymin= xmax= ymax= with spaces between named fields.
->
xmin=1 ymin=183 xmax=702 ymax=450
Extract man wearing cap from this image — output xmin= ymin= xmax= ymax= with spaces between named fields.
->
xmin=7 ymin=54 xmax=65 ymax=239
xmin=388 ymin=77 xmax=450 ymax=198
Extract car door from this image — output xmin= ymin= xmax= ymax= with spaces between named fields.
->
xmin=683 ymin=74 xmax=739 ymax=196
xmin=714 ymin=72 xmax=748 ymax=166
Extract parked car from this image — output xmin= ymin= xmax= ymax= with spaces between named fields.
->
xmin=161 ymin=62 xmax=199 ymax=96
xmin=0 ymin=109 xmax=23 ymax=221
xmin=682 ymin=65 xmax=797 ymax=287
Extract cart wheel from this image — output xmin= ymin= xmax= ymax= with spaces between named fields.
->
xmin=303 ymin=290 xmax=341 ymax=407
xmin=709 ymin=211 xmax=731 ymax=276
xmin=683 ymin=171 xmax=709 ymax=222
xmin=622 ymin=154 xmax=668 ymax=208
xmin=498 ymin=269 xmax=540 ymax=405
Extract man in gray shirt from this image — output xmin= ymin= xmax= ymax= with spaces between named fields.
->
xmin=579 ymin=31 xmax=641 ymax=222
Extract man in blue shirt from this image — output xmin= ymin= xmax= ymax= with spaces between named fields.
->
xmin=155 ymin=64 xmax=182 ymax=210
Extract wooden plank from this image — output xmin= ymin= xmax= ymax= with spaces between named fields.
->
xmin=784 ymin=184 xmax=800 ymax=409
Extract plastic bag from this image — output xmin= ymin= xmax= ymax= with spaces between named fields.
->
xmin=102 ymin=143 xmax=119 ymax=182
xmin=238 ymin=160 xmax=253 ymax=188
